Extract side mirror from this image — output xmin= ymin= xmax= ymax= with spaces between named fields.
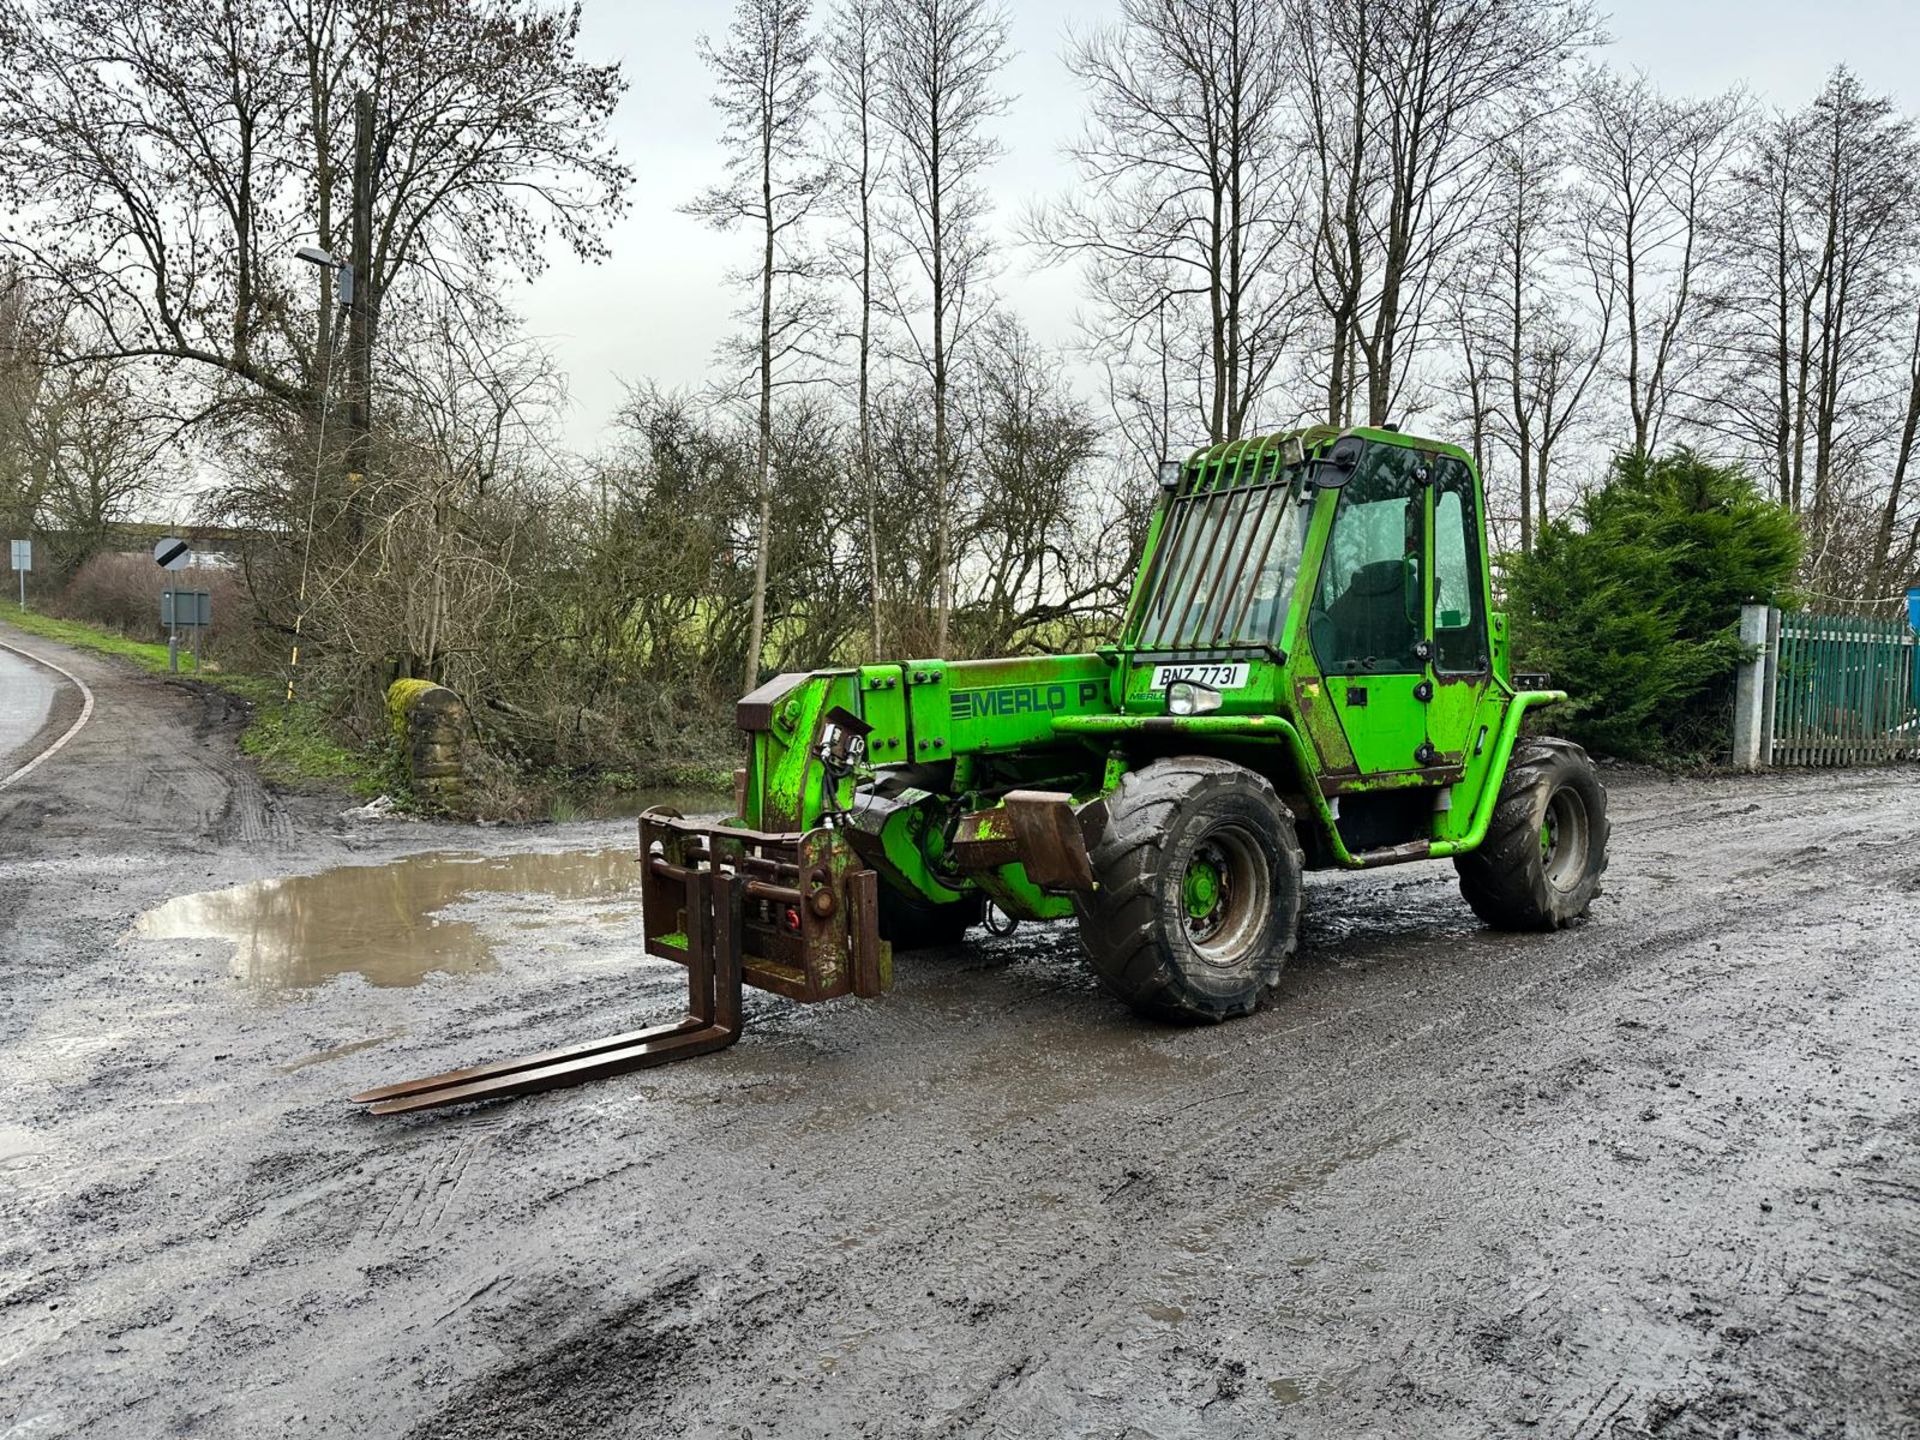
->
xmin=1312 ymin=434 xmax=1365 ymax=490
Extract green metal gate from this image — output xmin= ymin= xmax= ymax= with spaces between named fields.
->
xmin=1768 ymin=610 xmax=1920 ymax=767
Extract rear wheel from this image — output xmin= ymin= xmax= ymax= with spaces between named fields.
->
xmin=1453 ymin=736 xmax=1609 ymax=929
xmin=1075 ymin=757 xmax=1305 ymax=1024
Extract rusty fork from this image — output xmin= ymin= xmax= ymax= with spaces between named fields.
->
xmin=348 ymin=870 xmax=747 ymax=1117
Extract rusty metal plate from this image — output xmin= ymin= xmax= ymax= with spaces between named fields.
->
xmin=1002 ymin=790 xmax=1097 ymax=893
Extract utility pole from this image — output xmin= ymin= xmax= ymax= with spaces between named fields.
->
xmin=285 ymin=87 xmax=377 ymax=701
xmin=345 ymin=89 xmax=378 ymax=511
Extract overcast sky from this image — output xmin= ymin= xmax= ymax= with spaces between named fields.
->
xmin=518 ymin=0 xmax=1920 ymax=453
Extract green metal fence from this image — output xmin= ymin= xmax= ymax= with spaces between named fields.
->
xmin=1768 ymin=610 xmax=1920 ymax=767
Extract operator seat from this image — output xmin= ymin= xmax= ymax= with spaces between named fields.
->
xmin=1324 ymin=558 xmax=1414 ymax=669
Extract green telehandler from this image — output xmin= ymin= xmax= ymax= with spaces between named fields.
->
xmin=355 ymin=425 xmax=1609 ymax=1115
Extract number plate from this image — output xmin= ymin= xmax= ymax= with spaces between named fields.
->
xmin=1150 ymin=663 xmax=1249 ymax=691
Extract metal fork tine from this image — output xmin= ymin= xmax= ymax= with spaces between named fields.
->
xmin=351 ymin=854 xmax=746 ymax=1114
xmin=346 ymin=1016 xmax=712 ymax=1105
xmin=362 ymin=1023 xmax=739 ymax=1115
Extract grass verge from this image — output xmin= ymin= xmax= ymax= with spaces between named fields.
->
xmin=0 ymin=610 xmax=387 ymax=796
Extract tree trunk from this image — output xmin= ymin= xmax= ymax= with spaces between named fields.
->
xmin=858 ymin=95 xmax=882 ymax=659
xmin=931 ymin=117 xmax=951 ymax=653
xmin=1871 ymin=309 xmax=1920 ymax=585
xmin=346 ymin=89 xmax=375 ymax=488
xmin=745 ymin=97 xmax=777 ymax=693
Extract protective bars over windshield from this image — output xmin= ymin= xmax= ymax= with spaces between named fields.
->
xmin=1125 ymin=436 xmax=1311 ymax=655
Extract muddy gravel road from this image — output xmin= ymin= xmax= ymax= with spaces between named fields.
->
xmin=1 ymin=625 xmax=1917 ymax=1440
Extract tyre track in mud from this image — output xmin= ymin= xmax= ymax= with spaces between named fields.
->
xmin=0 ymin=633 xmax=1915 ymax=1439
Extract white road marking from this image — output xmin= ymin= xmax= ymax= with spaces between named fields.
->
xmin=0 ymin=637 xmax=97 ymax=794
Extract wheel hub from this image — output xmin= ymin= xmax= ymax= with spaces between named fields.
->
xmin=1184 ymin=852 xmax=1225 ymax=923
xmin=1541 ymin=786 xmax=1590 ymax=892
xmin=1178 ymin=829 xmax=1270 ymax=965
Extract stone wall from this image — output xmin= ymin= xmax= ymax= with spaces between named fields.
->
xmin=386 ymin=679 xmax=469 ymax=804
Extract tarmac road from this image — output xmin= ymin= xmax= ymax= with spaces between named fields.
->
xmin=0 ymin=642 xmax=62 ymax=776
xmin=0 ymin=622 xmax=1916 ymax=1439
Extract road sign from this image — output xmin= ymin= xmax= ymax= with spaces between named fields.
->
xmin=1907 ymin=586 xmax=1919 ymax=635
xmin=161 ymin=590 xmax=212 ymax=630
xmin=9 ymin=540 xmax=28 ymax=572
xmin=153 ymin=537 xmax=192 ymax=571
xmin=161 ymin=587 xmax=211 ymax=673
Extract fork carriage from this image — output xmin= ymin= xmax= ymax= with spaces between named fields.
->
xmin=637 ymin=810 xmax=889 ymax=1004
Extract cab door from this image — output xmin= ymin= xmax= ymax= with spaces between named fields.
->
xmin=1422 ymin=455 xmax=1496 ymax=767
xmin=1305 ymin=443 xmax=1431 ymax=775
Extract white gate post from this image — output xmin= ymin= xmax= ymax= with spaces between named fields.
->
xmin=1731 ymin=601 xmax=1773 ymax=770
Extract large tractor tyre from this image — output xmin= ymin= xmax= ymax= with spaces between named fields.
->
xmin=1074 ymin=757 xmax=1305 ymax=1025
xmin=878 ymin=888 xmax=983 ymax=952
xmin=1453 ymin=736 xmax=1610 ymax=930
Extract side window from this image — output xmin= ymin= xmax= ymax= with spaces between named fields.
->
xmin=1433 ymin=458 xmax=1489 ymax=673
xmin=1310 ymin=445 xmax=1425 ymax=675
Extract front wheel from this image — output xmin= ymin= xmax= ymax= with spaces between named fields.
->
xmin=1453 ymin=736 xmax=1610 ymax=930
xmin=1074 ymin=757 xmax=1305 ymax=1024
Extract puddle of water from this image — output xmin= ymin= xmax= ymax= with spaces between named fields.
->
xmin=131 ymin=848 xmax=641 ymax=991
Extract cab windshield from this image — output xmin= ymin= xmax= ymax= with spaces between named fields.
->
xmin=1126 ymin=468 xmax=1309 ymax=652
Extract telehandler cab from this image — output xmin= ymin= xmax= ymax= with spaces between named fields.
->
xmin=354 ymin=425 xmax=1609 ymax=1114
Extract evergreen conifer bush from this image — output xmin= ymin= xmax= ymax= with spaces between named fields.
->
xmin=1506 ymin=449 xmax=1801 ymax=763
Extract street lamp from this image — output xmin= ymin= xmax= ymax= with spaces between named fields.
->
xmin=295 ymin=244 xmax=353 ymax=305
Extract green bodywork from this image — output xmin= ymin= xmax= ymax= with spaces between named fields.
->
xmin=732 ymin=426 xmax=1565 ymax=922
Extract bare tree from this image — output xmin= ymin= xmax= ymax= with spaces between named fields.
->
xmin=1874 ymin=298 xmax=1920 ymax=585
xmin=1699 ymin=67 xmax=1920 ymax=572
xmin=0 ymin=269 xmax=52 ymax=538
xmin=0 ymin=0 xmax=630 ymax=429
xmin=1029 ymin=0 xmax=1297 ymax=449
xmin=1285 ymin=0 xmax=1601 ymax=426
xmin=689 ymin=0 xmax=828 ymax=690
xmin=954 ymin=317 xmax=1107 ymax=653
xmin=1698 ymin=108 xmax=1812 ymax=509
xmin=1443 ymin=295 xmax=1496 ymax=514
xmin=878 ymin=0 xmax=1011 ymax=651
xmin=1461 ymin=113 xmax=1611 ymax=551
xmin=379 ymin=306 xmax=567 ymax=509
xmin=30 ymin=358 xmax=167 ymax=567
xmin=0 ymin=269 xmax=164 ymax=568
xmin=1574 ymin=70 xmax=1746 ymax=455
xmin=1799 ymin=74 xmax=1919 ymax=552
xmin=823 ymin=0 xmax=891 ymax=657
